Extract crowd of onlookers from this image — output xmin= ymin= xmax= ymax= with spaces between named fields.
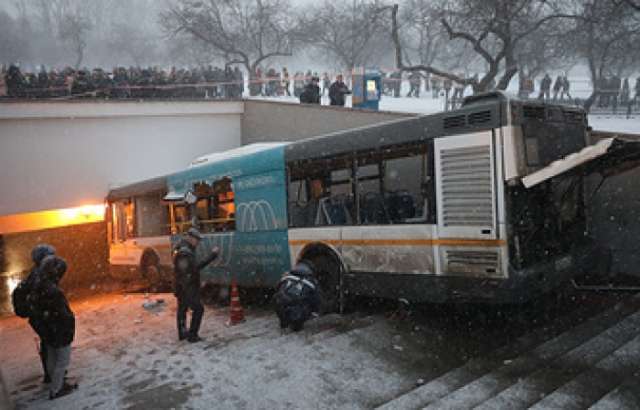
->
xmin=0 ymin=64 xmax=245 ymax=99
xmin=2 ymin=63 xmax=640 ymax=113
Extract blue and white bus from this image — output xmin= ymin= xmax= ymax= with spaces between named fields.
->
xmin=106 ymin=92 xmax=640 ymax=305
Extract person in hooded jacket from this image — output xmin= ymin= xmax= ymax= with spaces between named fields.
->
xmin=299 ymin=76 xmax=321 ymax=104
xmin=30 ymin=255 xmax=77 ymax=400
xmin=12 ymin=244 xmax=56 ymax=383
xmin=273 ymin=261 xmax=321 ymax=332
xmin=173 ymin=228 xmax=219 ymax=343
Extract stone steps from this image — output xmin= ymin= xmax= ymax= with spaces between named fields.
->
xmin=376 ymin=294 xmax=640 ymax=410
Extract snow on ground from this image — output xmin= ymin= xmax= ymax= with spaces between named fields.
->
xmin=0 ymin=293 xmax=463 ymax=410
xmin=250 ymin=93 xmax=640 ymax=135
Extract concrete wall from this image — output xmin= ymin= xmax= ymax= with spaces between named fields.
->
xmin=241 ymin=100 xmax=413 ymax=144
xmin=0 ymin=101 xmax=243 ymax=216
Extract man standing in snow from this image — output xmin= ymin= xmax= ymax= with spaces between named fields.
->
xmin=328 ymin=74 xmax=351 ymax=106
xmin=173 ymin=228 xmax=219 ymax=343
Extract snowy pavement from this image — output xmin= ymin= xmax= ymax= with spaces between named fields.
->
xmin=0 ymin=293 xmax=469 ymax=410
xmin=2 ymin=290 xmax=640 ymax=409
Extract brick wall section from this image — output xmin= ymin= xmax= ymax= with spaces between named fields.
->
xmin=1 ymin=221 xmax=109 ymax=296
xmin=241 ymin=100 xmax=414 ymax=144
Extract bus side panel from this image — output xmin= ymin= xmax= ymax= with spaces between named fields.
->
xmin=340 ymin=224 xmax=437 ymax=274
xmin=228 ymin=169 xmax=290 ymax=287
xmin=230 ymin=230 xmax=290 ymax=287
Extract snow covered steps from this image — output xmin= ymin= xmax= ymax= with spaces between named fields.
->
xmin=376 ymin=293 xmax=640 ymax=410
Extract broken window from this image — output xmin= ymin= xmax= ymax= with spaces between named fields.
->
xmin=191 ymin=177 xmax=235 ymax=233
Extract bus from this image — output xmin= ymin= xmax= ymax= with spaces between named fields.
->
xmin=106 ymin=92 xmax=640 ymax=305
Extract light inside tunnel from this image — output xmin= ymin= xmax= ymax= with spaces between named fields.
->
xmin=7 ymin=276 xmax=20 ymax=295
xmin=0 ymin=203 xmax=106 ymax=235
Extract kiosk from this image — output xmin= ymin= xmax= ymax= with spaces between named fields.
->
xmin=351 ymin=68 xmax=382 ymax=111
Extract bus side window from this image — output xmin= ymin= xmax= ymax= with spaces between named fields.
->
xmin=288 ymin=179 xmax=311 ymax=228
xmin=383 ymin=149 xmax=432 ymax=224
xmin=213 ymin=177 xmax=235 ymax=231
xmin=287 ymin=156 xmax=354 ymax=227
xmin=357 ymin=161 xmax=387 ymax=225
xmin=173 ymin=204 xmax=191 ymax=233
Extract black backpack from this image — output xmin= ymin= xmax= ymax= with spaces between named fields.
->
xmin=11 ymin=279 xmax=32 ymax=318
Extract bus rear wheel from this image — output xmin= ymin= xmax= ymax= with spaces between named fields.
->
xmin=305 ymin=252 xmax=342 ymax=314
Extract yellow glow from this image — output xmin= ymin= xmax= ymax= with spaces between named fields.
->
xmin=0 ymin=203 xmax=106 ymax=235
xmin=7 ymin=276 xmax=20 ymax=295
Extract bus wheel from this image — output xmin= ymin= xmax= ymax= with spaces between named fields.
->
xmin=306 ymin=252 xmax=342 ymax=314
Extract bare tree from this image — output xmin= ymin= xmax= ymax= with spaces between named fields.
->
xmin=389 ymin=1 xmax=575 ymax=94
xmin=398 ymin=0 xmax=446 ymax=68
xmin=516 ymin=20 xmax=575 ymax=81
xmin=161 ymin=0 xmax=294 ymax=78
xmin=297 ymin=0 xmax=389 ymax=71
xmin=569 ymin=0 xmax=640 ymax=111
xmin=59 ymin=12 xmax=92 ymax=69
xmin=0 ymin=10 xmax=31 ymax=64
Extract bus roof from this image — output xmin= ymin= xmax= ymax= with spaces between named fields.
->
xmin=189 ymin=143 xmax=289 ymax=168
xmin=107 ymin=175 xmax=167 ymax=201
xmin=285 ymin=92 xmax=510 ymax=162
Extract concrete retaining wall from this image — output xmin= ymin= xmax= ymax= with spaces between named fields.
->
xmin=0 ymin=101 xmax=243 ymax=216
xmin=241 ymin=100 xmax=413 ymax=144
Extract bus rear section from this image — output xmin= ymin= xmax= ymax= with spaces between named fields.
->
xmin=286 ymin=94 xmax=640 ymax=305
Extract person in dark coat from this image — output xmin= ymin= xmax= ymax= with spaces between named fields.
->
xmin=390 ymin=71 xmax=402 ymax=98
xmin=274 ymin=261 xmax=321 ymax=332
xmin=23 ymin=244 xmax=57 ymax=383
xmin=299 ymin=76 xmax=321 ymax=104
xmin=30 ymin=255 xmax=77 ymax=400
xmin=328 ymin=74 xmax=351 ymax=106
xmin=539 ymin=73 xmax=552 ymax=101
xmin=173 ymin=228 xmax=219 ymax=342
xmin=6 ymin=64 xmax=25 ymax=98
xmin=407 ymin=71 xmax=421 ymax=98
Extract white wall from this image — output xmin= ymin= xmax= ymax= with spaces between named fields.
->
xmin=0 ymin=101 xmax=243 ymax=216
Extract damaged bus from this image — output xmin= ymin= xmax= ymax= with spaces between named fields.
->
xmin=106 ymin=92 xmax=640 ymax=305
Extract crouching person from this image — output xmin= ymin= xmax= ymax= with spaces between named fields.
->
xmin=30 ymin=255 xmax=77 ymax=400
xmin=274 ymin=261 xmax=321 ymax=332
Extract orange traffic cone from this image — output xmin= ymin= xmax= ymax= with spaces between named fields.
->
xmin=227 ymin=279 xmax=245 ymax=326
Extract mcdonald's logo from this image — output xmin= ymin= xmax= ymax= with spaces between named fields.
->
xmin=236 ymin=200 xmax=281 ymax=232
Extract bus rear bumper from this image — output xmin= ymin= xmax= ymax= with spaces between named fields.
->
xmin=344 ymin=242 xmax=610 ymax=304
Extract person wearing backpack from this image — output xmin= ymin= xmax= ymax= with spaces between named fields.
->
xmin=30 ymin=255 xmax=78 ymax=399
xmin=11 ymin=244 xmax=56 ymax=383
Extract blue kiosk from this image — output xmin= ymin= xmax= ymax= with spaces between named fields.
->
xmin=351 ymin=68 xmax=382 ymax=111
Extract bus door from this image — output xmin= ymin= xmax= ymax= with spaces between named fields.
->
xmin=434 ymin=130 xmax=505 ymax=278
xmin=108 ymin=199 xmax=137 ymax=267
